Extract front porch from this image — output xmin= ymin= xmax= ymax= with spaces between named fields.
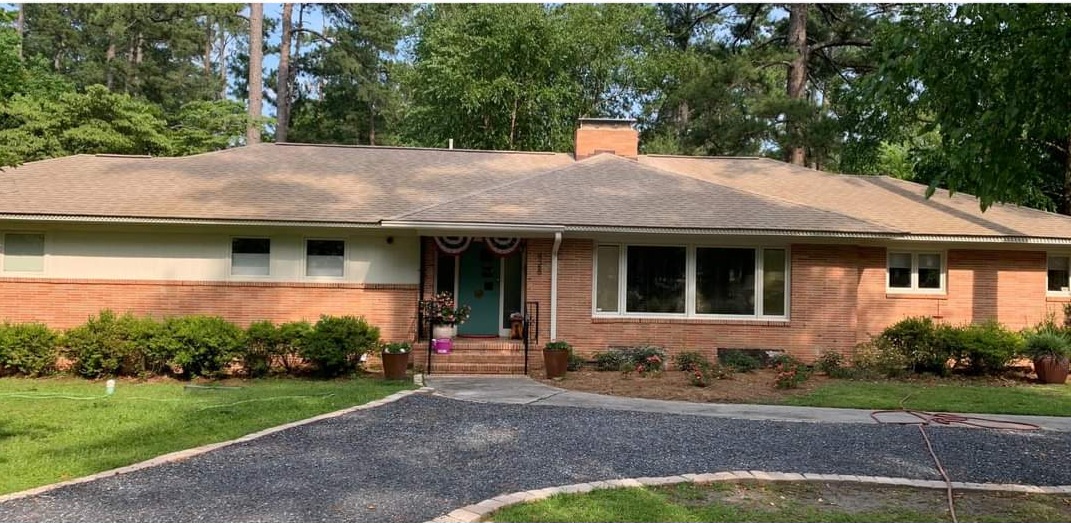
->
xmin=414 ymin=337 xmax=529 ymax=375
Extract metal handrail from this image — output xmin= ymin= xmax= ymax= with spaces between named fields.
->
xmin=523 ymin=300 xmax=539 ymax=375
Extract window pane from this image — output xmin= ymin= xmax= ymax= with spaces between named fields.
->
xmin=696 ymin=248 xmax=755 ymax=315
xmin=436 ymin=253 xmax=456 ymax=294
xmin=626 ymin=246 xmax=685 ymax=313
xmin=763 ymin=249 xmax=786 ymax=316
xmin=596 ymin=245 xmax=620 ymax=312
xmin=918 ymin=253 xmax=941 ymax=289
xmin=4 ymin=233 xmax=44 ymax=272
xmin=307 ymin=240 xmax=344 ymax=277
xmin=231 ymin=238 xmax=270 ymax=276
xmin=888 ymin=252 xmax=912 ymax=288
xmin=1049 ymin=256 xmax=1070 ymax=292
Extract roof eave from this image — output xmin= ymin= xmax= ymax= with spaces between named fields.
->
xmin=0 ymin=213 xmax=380 ymax=228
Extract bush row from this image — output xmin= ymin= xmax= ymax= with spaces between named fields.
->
xmin=0 ymin=311 xmax=381 ymax=379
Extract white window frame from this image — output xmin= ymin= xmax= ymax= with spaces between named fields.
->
xmin=1046 ymin=253 xmax=1071 ymax=295
xmin=304 ymin=238 xmax=347 ymax=279
xmin=229 ymin=237 xmax=272 ymax=277
xmin=592 ymin=242 xmax=790 ymax=321
xmin=1 ymin=231 xmax=47 ymax=274
xmin=886 ymin=250 xmax=946 ymax=294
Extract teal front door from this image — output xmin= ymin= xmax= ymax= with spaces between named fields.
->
xmin=457 ymin=246 xmax=500 ymax=336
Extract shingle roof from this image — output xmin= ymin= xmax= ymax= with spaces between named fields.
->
xmin=0 ymin=144 xmax=573 ymax=223
xmin=395 ymin=154 xmax=897 ymax=234
xmin=4 ymin=143 xmax=1071 ymax=241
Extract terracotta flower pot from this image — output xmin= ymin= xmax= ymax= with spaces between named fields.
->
xmin=1034 ymin=356 xmax=1069 ymax=384
xmin=543 ymin=349 xmax=569 ymax=379
xmin=382 ymin=351 xmax=409 ymax=381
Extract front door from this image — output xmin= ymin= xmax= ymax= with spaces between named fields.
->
xmin=457 ymin=246 xmax=501 ymax=336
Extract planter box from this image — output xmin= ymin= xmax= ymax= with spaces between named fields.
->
xmin=432 ymin=338 xmax=453 ymax=354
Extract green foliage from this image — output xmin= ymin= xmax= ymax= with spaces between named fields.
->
xmin=1023 ymin=331 xmax=1071 ymax=361
xmin=567 ymin=350 xmax=586 ymax=372
xmin=672 ymin=351 xmax=712 ymax=372
xmin=63 ymin=310 xmax=163 ymax=378
xmin=851 ymin=337 xmax=910 ymax=379
xmin=815 ymin=349 xmax=846 ymax=377
xmin=718 ymin=350 xmax=761 ymax=373
xmin=771 ymin=354 xmax=811 ymax=389
xmin=0 ymin=323 xmax=60 ymax=376
xmin=949 ymin=322 xmax=1022 ymax=376
xmin=163 ymin=316 xmax=246 ymax=378
xmin=301 ymin=315 xmax=380 ymax=377
xmin=381 ymin=341 xmax=412 ymax=355
xmin=592 ymin=345 xmax=667 ymax=374
xmin=242 ymin=320 xmax=280 ymax=378
xmin=878 ymin=317 xmax=952 ymax=375
xmin=170 ymin=100 xmax=248 ymax=155
xmin=544 ymin=340 xmax=573 ymax=352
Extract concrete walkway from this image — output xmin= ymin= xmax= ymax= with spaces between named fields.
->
xmin=424 ymin=375 xmax=1071 ymax=432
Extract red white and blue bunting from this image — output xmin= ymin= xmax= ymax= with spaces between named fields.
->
xmin=486 ymin=237 xmax=522 ymax=256
xmin=434 ymin=236 xmax=473 ymax=255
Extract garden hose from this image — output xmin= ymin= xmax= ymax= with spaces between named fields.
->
xmin=869 ymin=394 xmax=1042 ymax=523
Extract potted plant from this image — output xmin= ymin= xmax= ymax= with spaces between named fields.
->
xmin=381 ymin=341 xmax=411 ymax=381
xmin=543 ymin=340 xmax=572 ymax=379
xmin=1024 ymin=331 xmax=1071 ymax=384
xmin=422 ymin=292 xmax=471 ymax=340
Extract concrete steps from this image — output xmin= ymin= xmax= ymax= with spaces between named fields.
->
xmin=414 ymin=338 xmax=532 ymax=375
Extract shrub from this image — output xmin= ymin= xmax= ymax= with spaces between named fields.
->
xmin=64 ymin=310 xmax=163 ymax=378
xmin=593 ymin=350 xmax=625 ymax=371
xmin=952 ymin=321 xmax=1022 ymax=376
xmin=770 ymin=354 xmax=811 ymax=389
xmin=567 ymin=350 xmax=585 ymax=371
xmin=242 ymin=320 xmax=280 ymax=378
xmin=880 ymin=317 xmax=954 ymax=375
xmin=673 ymin=351 xmax=712 ymax=372
xmin=301 ymin=315 xmax=380 ymax=377
xmin=719 ymin=350 xmax=761 ymax=373
xmin=276 ymin=320 xmax=313 ymax=373
xmin=164 ymin=316 xmax=246 ymax=378
xmin=815 ymin=349 xmax=847 ymax=377
xmin=0 ymin=322 xmax=60 ymax=376
xmin=851 ymin=337 xmax=910 ymax=379
xmin=544 ymin=340 xmax=572 ymax=351
xmin=688 ymin=362 xmax=733 ymax=387
xmin=592 ymin=345 xmax=668 ymax=374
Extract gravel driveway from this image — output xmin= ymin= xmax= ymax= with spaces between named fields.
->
xmin=1 ymin=393 xmax=1068 ymax=523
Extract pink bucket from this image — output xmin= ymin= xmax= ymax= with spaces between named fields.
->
xmin=432 ymin=338 xmax=453 ymax=354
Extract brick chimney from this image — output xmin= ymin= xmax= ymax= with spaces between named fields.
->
xmin=574 ymin=118 xmax=638 ymax=161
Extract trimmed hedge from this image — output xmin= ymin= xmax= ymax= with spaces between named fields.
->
xmin=301 ymin=315 xmax=380 ymax=377
xmin=0 ymin=322 xmax=60 ymax=376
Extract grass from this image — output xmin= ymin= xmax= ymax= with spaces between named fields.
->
xmin=779 ymin=379 xmax=1071 ymax=416
xmin=489 ymin=481 xmax=1071 ymax=523
xmin=0 ymin=376 xmax=414 ymax=495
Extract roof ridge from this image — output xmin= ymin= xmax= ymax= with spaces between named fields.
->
xmin=638 ymin=156 xmax=904 ymax=233
xmin=1 ymin=154 xmax=93 ymax=172
xmin=643 ymin=154 xmax=764 ymax=160
xmin=385 ymin=155 xmax=605 ymax=221
xmin=872 ymin=175 xmax=1071 ymax=222
xmin=274 ymin=142 xmax=566 ymax=157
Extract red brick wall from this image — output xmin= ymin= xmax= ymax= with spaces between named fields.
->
xmin=574 ymin=128 xmax=639 ymax=160
xmin=0 ymin=278 xmax=418 ymax=341
xmin=544 ymin=240 xmax=1054 ymax=363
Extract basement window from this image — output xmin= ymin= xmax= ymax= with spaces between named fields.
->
xmin=2 ymin=233 xmax=44 ymax=272
xmin=887 ymin=251 xmax=944 ymax=293
xmin=307 ymin=239 xmax=345 ymax=277
xmin=231 ymin=238 xmax=271 ymax=276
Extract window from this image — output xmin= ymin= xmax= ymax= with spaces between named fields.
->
xmin=230 ymin=238 xmax=270 ymax=276
xmin=626 ymin=246 xmax=686 ymax=313
xmin=1048 ymin=255 xmax=1070 ymax=292
xmin=887 ymin=251 xmax=944 ymax=292
xmin=3 ymin=233 xmax=44 ymax=272
xmin=595 ymin=245 xmax=620 ymax=312
xmin=436 ymin=252 xmax=456 ymax=295
xmin=306 ymin=239 xmax=344 ymax=277
xmin=594 ymin=243 xmax=788 ymax=319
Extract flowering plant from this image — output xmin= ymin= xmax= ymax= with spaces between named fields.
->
xmin=421 ymin=292 xmax=471 ymax=325
xmin=381 ymin=341 xmax=412 ymax=354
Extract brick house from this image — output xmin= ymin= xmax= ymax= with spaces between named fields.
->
xmin=3 ymin=119 xmax=1071 ymax=373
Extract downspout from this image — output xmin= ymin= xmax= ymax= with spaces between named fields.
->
xmin=550 ymin=232 xmax=562 ymax=341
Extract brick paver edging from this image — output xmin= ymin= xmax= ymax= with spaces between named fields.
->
xmin=0 ymin=387 xmax=433 ymax=505
xmin=428 ymin=471 xmax=1071 ymax=523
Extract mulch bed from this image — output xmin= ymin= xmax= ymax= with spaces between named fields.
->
xmin=540 ymin=368 xmax=831 ymax=404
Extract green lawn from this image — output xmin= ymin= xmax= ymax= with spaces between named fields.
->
xmin=780 ymin=379 xmax=1071 ymax=416
xmin=0 ymin=376 xmax=414 ymax=495
xmin=490 ymin=481 xmax=1071 ymax=523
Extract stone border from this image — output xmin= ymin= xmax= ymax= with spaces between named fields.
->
xmin=0 ymin=386 xmax=432 ymax=505
xmin=427 ymin=471 xmax=1071 ymax=523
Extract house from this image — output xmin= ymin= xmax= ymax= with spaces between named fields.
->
xmin=3 ymin=118 xmax=1071 ymax=373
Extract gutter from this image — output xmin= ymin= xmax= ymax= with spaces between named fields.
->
xmin=381 ymin=220 xmax=566 ymax=234
xmin=0 ymin=214 xmax=380 ymax=228
xmin=550 ymin=231 xmax=562 ymax=342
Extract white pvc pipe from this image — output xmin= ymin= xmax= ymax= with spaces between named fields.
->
xmin=550 ymin=231 xmax=562 ymax=341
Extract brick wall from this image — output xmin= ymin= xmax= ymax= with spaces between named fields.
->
xmin=543 ymin=240 xmax=1055 ymax=363
xmin=574 ymin=128 xmax=639 ymax=160
xmin=0 ymin=278 xmax=418 ymax=341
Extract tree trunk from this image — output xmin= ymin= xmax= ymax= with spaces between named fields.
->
xmin=509 ymin=98 xmax=519 ymax=149
xmin=105 ymin=41 xmax=116 ymax=90
xmin=276 ymin=3 xmax=293 ymax=143
xmin=217 ymin=22 xmax=228 ymax=100
xmin=15 ymin=4 xmax=24 ymax=60
xmin=203 ymin=17 xmax=213 ymax=78
xmin=246 ymin=2 xmax=264 ymax=145
xmin=368 ymin=102 xmax=376 ymax=145
xmin=785 ymin=3 xmax=809 ymax=166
